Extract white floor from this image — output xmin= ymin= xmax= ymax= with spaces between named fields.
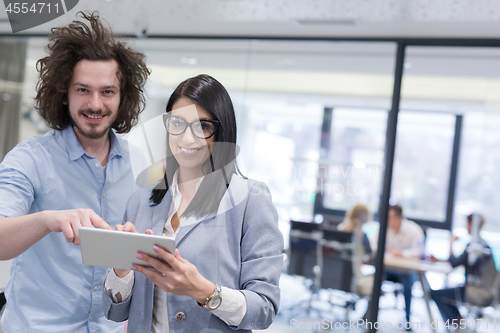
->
xmin=260 ymin=273 xmax=433 ymax=333
xmin=2 ymin=274 xmax=499 ymax=333
xmin=260 ymin=273 xmax=500 ymax=333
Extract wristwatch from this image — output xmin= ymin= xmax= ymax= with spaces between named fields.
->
xmin=197 ymin=283 xmax=222 ymax=310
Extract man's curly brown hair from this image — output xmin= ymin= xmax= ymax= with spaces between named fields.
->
xmin=35 ymin=11 xmax=151 ymax=133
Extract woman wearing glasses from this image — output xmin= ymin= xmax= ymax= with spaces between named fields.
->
xmin=102 ymin=74 xmax=283 ymax=333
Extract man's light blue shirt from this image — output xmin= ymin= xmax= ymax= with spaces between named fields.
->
xmin=0 ymin=126 xmax=137 ymax=332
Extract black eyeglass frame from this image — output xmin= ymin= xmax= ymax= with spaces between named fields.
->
xmin=163 ymin=113 xmax=220 ymax=139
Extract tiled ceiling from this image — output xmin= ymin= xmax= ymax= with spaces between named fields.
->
xmin=1 ymin=0 xmax=500 ymax=38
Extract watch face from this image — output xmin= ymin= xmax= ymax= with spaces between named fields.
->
xmin=207 ymin=295 xmax=222 ymax=310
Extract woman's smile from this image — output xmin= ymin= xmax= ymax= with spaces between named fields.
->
xmin=178 ymin=145 xmax=203 ymax=156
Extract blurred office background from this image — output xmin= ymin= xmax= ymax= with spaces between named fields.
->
xmin=2 ymin=1 xmax=500 ymax=332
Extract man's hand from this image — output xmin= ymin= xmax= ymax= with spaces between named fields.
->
xmin=42 ymin=209 xmax=111 ymax=246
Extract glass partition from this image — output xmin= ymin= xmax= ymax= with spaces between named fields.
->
xmin=242 ymin=41 xmax=396 ymax=222
xmin=401 ymin=46 xmax=500 ymax=232
xmin=391 ymin=111 xmax=456 ymax=222
xmin=321 ymin=107 xmax=387 ymax=214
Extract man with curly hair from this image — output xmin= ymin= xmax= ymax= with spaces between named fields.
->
xmin=0 ymin=11 xmax=150 ymax=332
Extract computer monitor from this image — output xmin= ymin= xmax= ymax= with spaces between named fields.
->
xmin=290 ymin=220 xmax=321 ymax=232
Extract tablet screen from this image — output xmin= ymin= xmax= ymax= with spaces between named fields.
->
xmin=80 ymin=227 xmax=176 ymax=270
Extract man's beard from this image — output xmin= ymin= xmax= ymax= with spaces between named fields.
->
xmin=71 ymin=109 xmax=114 ymax=139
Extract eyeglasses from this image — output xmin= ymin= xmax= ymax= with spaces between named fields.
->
xmin=163 ymin=114 xmax=220 ymax=139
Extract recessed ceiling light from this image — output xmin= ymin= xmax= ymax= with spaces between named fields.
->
xmin=295 ymin=19 xmax=358 ymax=26
xmin=181 ymin=57 xmax=198 ymax=65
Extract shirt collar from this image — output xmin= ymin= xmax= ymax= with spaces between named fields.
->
xmin=108 ymin=131 xmax=125 ymax=159
xmin=63 ymin=125 xmax=124 ymax=161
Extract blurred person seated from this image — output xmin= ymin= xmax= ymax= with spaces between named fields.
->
xmin=430 ymin=214 xmax=496 ymax=324
xmin=337 ymin=204 xmax=373 ymax=296
xmin=371 ymin=204 xmax=425 ymax=326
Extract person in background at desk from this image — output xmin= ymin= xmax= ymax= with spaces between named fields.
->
xmin=371 ymin=204 xmax=425 ymax=327
xmin=337 ymin=204 xmax=373 ymax=296
xmin=0 ymin=11 xmax=150 ymax=332
xmin=430 ymin=214 xmax=496 ymax=324
xmin=102 ymin=74 xmax=283 ymax=333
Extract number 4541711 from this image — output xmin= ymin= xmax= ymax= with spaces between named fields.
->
xmin=5 ymin=2 xmax=60 ymax=14
xmin=445 ymin=318 xmax=497 ymax=330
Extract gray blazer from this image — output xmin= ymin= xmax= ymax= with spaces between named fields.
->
xmin=102 ymin=176 xmax=283 ymax=332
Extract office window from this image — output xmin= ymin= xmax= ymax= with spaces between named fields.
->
xmin=19 ymin=38 xmax=51 ymax=142
xmin=391 ymin=111 xmax=456 ymax=222
xmin=240 ymin=98 xmax=323 ymax=221
xmin=401 ymin=46 xmax=500 ymax=232
xmin=458 ymin=112 xmax=500 ymax=232
xmin=321 ymin=108 xmax=387 ymax=214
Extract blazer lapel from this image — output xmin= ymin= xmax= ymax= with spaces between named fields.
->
xmin=148 ymin=190 xmax=213 ymax=246
xmin=164 ymin=177 xmax=247 ymax=246
xmin=175 ymin=184 xmax=237 ymax=246
xmin=175 ymin=213 xmax=215 ymax=246
xmin=149 ymin=191 xmax=173 ymax=236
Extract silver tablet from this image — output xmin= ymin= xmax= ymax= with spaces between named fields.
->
xmin=79 ymin=227 xmax=175 ymax=270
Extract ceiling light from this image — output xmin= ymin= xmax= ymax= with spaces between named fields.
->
xmin=181 ymin=57 xmax=198 ymax=65
xmin=295 ymin=19 xmax=358 ymax=26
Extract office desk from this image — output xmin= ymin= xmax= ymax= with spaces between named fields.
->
xmin=384 ymin=256 xmax=453 ymax=333
xmin=0 ymin=260 xmax=12 ymax=292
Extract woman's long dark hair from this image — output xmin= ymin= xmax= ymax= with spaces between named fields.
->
xmin=150 ymin=74 xmax=243 ymax=218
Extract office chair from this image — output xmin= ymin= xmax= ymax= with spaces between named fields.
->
xmin=455 ymin=259 xmax=500 ymax=333
xmin=284 ymin=220 xmax=324 ymax=318
xmin=285 ymin=223 xmax=368 ymax=324
xmin=318 ymin=229 xmax=354 ymax=292
xmin=317 ymin=229 xmax=362 ymax=322
xmin=438 ymin=238 xmax=499 ymax=333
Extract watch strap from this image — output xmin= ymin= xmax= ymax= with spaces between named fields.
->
xmin=196 ymin=283 xmax=222 ymax=310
